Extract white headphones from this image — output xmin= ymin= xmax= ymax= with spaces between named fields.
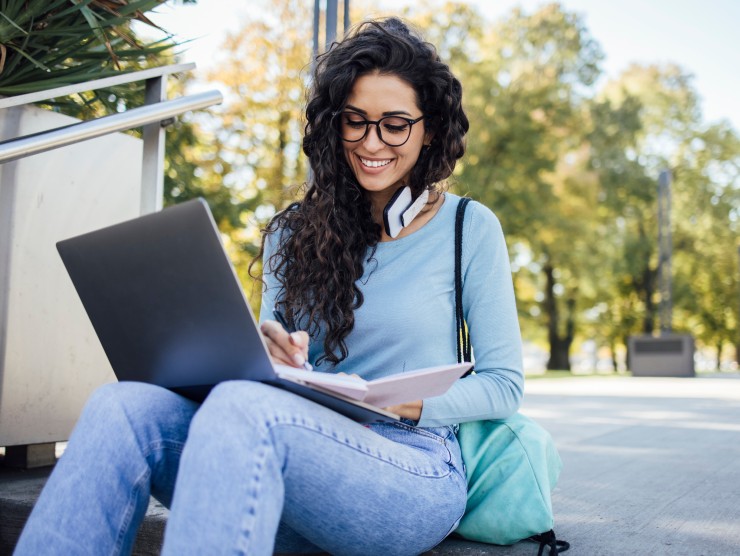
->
xmin=382 ymin=186 xmax=430 ymax=238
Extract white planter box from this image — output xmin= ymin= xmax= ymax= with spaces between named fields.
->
xmin=0 ymin=104 xmax=143 ymax=446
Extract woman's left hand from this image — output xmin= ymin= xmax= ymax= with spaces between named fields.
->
xmin=384 ymin=400 xmax=422 ymax=422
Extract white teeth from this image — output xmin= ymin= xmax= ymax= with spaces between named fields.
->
xmin=360 ymin=157 xmax=391 ymax=168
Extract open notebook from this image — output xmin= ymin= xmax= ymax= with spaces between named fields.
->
xmin=275 ymin=363 xmax=471 ymax=408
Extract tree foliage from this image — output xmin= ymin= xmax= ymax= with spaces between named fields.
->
xmin=168 ymin=0 xmax=740 ymax=368
xmin=167 ymin=0 xmax=313 ymax=309
xmin=402 ymin=2 xmax=738 ymax=369
xmin=0 ymin=0 xmax=197 ymax=112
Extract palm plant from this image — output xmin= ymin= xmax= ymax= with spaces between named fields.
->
xmin=0 ymin=0 xmax=193 ymax=114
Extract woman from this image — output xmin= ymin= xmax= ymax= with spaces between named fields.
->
xmin=15 ymin=17 xmax=523 ymax=556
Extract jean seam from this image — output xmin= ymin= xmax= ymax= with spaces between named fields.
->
xmin=109 ymin=393 xmax=161 ymax=555
xmin=393 ymin=424 xmax=455 ymax=467
xmin=267 ymin=418 xmax=453 ymax=479
xmin=235 ymin=435 xmax=271 ymax=554
xmin=141 ymin=440 xmax=186 ymax=461
xmin=391 ymin=422 xmax=447 ymax=444
xmin=113 ymin=466 xmax=150 ymax=556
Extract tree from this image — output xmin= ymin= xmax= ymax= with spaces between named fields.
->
xmin=671 ymin=122 xmax=740 ymax=367
xmin=595 ymin=65 xmax=698 ymax=342
xmin=169 ymin=0 xmax=315 ymax=310
xmin=457 ymin=3 xmax=604 ymax=369
xmin=586 ymin=90 xmax=656 ymax=350
xmin=590 ymin=63 xmax=740 ymax=367
xmin=205 ymin=0 xmax=311 ymax=218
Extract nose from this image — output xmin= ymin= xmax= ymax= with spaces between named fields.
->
xmin=362 ymin=123 xmax=385 ymax=152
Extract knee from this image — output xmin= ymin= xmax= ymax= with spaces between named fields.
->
xmin=85 ymin=381 xmax=163 ymax=414
xmin=191 ymin=381 xmax=287 ymax=430
xmin=83 ymin=381 xmax=189 ymax=431
xmin=66 ymin=382 xmax=166 ymax=452
xmin=201 ymin=380 xmax=279 ymax=413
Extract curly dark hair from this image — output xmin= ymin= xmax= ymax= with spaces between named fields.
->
xmin=254 ymin=17 xmax=469 ymax=366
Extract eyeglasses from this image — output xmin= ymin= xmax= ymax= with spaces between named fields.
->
xmin=334 ymin=111 xmax=425 ymax=147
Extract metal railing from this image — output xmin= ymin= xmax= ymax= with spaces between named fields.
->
xmin=0 ymin=90 xmax=221 ymax=164
xmin=0 ymin=63 xmax=223 ymax=458
xmin=0 ymin=63 xmax=223 ymax=213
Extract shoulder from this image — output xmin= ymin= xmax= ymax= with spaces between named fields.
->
xmin=446 ymin=195 xmax=509 ymax=273
xmin=446 ymin=194 xmax=504 ymax=239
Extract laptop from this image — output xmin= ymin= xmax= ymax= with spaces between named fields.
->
xmin=56 ymin=198 xmax=399 ymax=423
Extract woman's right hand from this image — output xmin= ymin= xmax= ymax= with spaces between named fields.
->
xmin=259 ymin=320 xmax=310 ymax=369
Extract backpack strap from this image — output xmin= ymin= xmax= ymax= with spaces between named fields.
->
xmin=454 ymin=197 xmax=472 ymax=366
xmin=454 ymin=196 xmax=570 ymax=554
xmin=528 ymin=530 xmax=570 ymax=555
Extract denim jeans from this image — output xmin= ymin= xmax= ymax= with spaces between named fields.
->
xmin=14 ymin=381 xmax=467 ymax=555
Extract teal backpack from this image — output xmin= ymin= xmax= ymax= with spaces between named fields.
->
xmin=452 ymin=197 xmax=569 ymax=555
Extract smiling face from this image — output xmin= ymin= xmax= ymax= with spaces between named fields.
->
xmin=340 ymin=72 xmax=428 ymax=210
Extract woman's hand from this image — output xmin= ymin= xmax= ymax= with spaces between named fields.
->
xmin=385 ymin=400 xmax=423 ymax=422
xmin=260 ymin=320 xmax=310 ymax=368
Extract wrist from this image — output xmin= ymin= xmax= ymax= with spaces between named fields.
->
xmin=387 ymin=400 xmax=422 ymax=424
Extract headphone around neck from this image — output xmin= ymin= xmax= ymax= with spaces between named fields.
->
xmin=382 ymin=186 xmax=430 ymax=238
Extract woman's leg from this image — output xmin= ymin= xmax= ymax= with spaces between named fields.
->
xmin=162 ymin=381 xmax=467 ymax=556
xmin=274 ymin=521 xmax=323 ymax=554
xmin=14 ymin=382 xmax=198 ymax=556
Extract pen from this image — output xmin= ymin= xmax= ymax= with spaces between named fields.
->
xmin=272 ymin=308 xmax=313 ymax=371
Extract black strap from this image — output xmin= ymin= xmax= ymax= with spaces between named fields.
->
xmin=454 ymin=198 xmax=569 ymax=555
xmin=454 ymin=197 xmax=472 ymax=366
xmin=528 ymin=530 xmax=570 ymax=555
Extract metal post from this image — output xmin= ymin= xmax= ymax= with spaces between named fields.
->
xmin=309 ymin=1 xmax=349 ymax=185
xmin=312 ymin=1 xmax=350 ymax=61
xmin=325 ymin=0 xmax=338 ymax=50
xmin=658 ymin=169 xmax=672 ymax=334
xmin=141 ymin=76 xmax=167 ymax=214
xmin=313 ymin=0 xmax=321 ymax=60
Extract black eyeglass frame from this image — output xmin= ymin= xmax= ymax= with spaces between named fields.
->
xmin=333 ymin=111 xmax=425 ymax=147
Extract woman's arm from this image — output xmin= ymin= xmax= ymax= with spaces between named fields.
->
xmin=418 ymin=201 xmax=524 ymax=427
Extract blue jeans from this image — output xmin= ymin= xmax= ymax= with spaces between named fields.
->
xmin=15 ymin=381 xmax=467 ymax=555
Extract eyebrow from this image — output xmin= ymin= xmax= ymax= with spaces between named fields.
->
xmin=344 ymin=104 xmax=413 ymax=117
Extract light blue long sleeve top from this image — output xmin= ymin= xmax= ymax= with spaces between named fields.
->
xmin=259 ymin=193 xmax=524 ymax=427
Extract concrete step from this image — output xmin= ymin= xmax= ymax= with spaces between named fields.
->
xmin=0 ymin=464 xmax=542 ymax=555
xmin=0 ymin=465 xmax=166 ymax=556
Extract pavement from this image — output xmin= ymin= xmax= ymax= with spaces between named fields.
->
xmin=2 ymin=373 xmax=739 ymax=555
xmin=509 ymin=373 xmax=740 ymax=556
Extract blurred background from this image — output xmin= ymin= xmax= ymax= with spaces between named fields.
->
xmin=4 ymin=0 xmax=738 ymax=376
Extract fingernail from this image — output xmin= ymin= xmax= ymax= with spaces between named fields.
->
xmin=293 ymin=353 xmax=306 ymax=367
xmin=289 ymin=332 xmax=301 ymax=345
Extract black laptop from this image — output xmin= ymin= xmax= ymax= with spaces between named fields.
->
xmin=56 ymin=198 xmax=398 ymax=423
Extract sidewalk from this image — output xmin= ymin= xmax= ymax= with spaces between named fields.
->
xmin=2 ymin=374 xmax=739 ymax=555
xmin=505 ymin=374 xmax=740 ymax=556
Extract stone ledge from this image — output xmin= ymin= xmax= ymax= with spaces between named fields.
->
xmin=0 ymin=465 xmax=167 ymax=556
xmin=0 ymin=465 xmax=535 ymax=555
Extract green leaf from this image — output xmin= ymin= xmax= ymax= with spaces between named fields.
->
xmin=0 ymin=11 xmax=28 ymax=35
xmin=3 ymin=42 xmax=51 ymax=72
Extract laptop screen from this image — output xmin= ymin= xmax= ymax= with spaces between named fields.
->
xmin=56 ymin=199 xmax=276 ymax=391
